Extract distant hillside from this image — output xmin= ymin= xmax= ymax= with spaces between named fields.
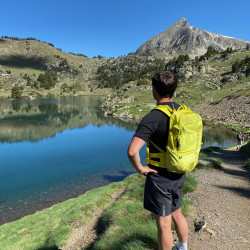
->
xmin=100 ymin=48 xmax=250 ymax=131
xmin=0 ymin=37 xmax=106 ymax=99
xmin=136 ymin=18 xmax=250 ymax=59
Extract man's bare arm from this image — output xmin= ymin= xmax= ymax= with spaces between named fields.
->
xmin=127 ymin=136 xmax=158 ymax=175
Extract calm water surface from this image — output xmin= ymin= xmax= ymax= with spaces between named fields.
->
xmin=0 ymin=96 xmax=236 ymax=224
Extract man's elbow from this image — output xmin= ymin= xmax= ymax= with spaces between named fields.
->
xmin=127 ymin=137 xmax=145 ymax=159
xmin=127 ymin=146 xmax=137 ymax=158
xmin=127 ymin=147 xmax=134 ymax=158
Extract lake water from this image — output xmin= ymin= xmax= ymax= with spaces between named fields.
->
xmin=0 ymin=96 xmax=236 ymax=225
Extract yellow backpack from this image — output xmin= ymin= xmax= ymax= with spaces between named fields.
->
xmin=146 ymin=104 xmax=203 ymax=173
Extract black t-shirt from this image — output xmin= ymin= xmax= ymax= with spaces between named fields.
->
xmin=237 ymin=133 xmax=243 ymax=141
xmin=134 ymin=102 xmax=180 ymax=151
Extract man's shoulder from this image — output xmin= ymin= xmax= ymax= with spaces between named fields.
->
xmin=151 ymin=102 xmax=180 ymax=115
xmin=141 ymin=102 xmax=180 ymax=122
xmin=157 ymin=102 xmax=180 ymax=110
xmin=142 ymin=109 xmax=166 ymax=121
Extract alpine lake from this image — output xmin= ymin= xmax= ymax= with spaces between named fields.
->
xmin=0 ymin=96 xmax=236 ymax=225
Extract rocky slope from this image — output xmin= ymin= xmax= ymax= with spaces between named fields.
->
xmin=195 ymin=95 xmax=250 ymax=130
xmin=136 ymin=18 xmax=250 ymax=59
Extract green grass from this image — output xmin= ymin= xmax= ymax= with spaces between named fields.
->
xmin=199 ymin=146 xmax=220 ymax=158
xmin=196 ymin=161 xmax=223 ymax=170
xmin=240 ymin=141 xmax=250 ymax=169
xmin=86 ymin=174 xmax=197 ymax=250
xmin=183 ymin=174 xmax=198 ymax=193
xmin=0 ymin=179 xmax=128 ymax=250
xmin=198 ymin=146 xmax=224 ymax=170
xmin=87 ymin=175 xmax=158 ymax=250
xmin=203 ymin=118 xmax=250 ymax=133
xmin=208 ymin=158 xmax=222 ymax=169
xmin=223 ymin=123 xmax=250 ymax=133
xmin=0 ymin=173 xmax=198 ymax=250
xmin=240 ymin=140 xmax=250 ymax=154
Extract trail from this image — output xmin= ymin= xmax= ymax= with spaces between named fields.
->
xmin=61 ymin=146 xmax=249 ymax=250
xmin=61 ymin=187 xmax=126 ymax=250
xmin=186 ymin=146 xmax=250 ymax=249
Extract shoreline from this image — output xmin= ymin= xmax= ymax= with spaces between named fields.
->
xmin=102 ymin=111 xmax=250 ymax=138
xmin=0 ymin=140 xmax=240 ymax=227
xmin=1 ymin=91 xmax=249 ymax=135
xmin=0 ymin=173 xmax=133 ymax=226
xmin=0 ymin=88 xmax=112 ymax=102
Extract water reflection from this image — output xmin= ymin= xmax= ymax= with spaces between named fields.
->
xmin=202 ymin=126 xmax=236 ymax=148
xmin=0 ymin=96 xmax=236 ymax=146
xmin=0 ymin=96 xmax=138 ymax=143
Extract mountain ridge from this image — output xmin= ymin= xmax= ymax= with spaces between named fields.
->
xmin=136 ymin=18 xmax=250 ymax=59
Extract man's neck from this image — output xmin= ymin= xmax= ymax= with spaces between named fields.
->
xmin=157 ymin=97 xmax=173 ymax=105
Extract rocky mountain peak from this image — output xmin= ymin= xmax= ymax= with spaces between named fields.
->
xmin=136 ymin=18 xmax=250 ymax=59
xmin=171 ymin=17 xmax=189 ymax=28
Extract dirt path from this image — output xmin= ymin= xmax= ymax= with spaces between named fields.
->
xmin=61 ymin=187 xmax=126 ymax=250
xmin=186 ymin=146 xmax=250 ymax=250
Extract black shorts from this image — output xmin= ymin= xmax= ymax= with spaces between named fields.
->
xmin=144 ymin=166 xmax=186 ymax=216
xmin=237 ymin=140 xmax=242 ymax=145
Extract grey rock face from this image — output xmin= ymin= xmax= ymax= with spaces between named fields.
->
xmin=136 ymin=18 xmax=250 ymax=59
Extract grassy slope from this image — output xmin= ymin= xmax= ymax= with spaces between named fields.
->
xmin=0 ymin=177 xmax=127 ymax=250
xmin=88 ymin=175 xmax=197 ymax=250
xmin=0 ymin=38 xmax=106 ymax=98
xmin=0 ymin=173 xmax=197 ymax=250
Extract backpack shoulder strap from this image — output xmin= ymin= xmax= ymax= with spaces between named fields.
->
xmin=177 ymin=104 xmax=189 ymax=111
xmin=154 ymin=104 xmax=173 ymax=117
xmin=154 ymin=104 xmax=189 ymax=116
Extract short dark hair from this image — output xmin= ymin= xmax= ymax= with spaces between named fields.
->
xmin=151 ymin=70 xmax=178 ymax=98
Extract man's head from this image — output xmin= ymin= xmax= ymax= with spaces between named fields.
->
xmin=151 ymin=70 xmax=178 ymax=98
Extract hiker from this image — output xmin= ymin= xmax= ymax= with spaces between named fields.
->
xmin=128 ymin=71 xmax=189 ymax=250
xmin=236 ymin=132 xmax=244 ymax=150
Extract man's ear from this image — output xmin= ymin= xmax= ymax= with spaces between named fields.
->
xmin=152 ymin=86 xmax=156 ymax=93
xmin=152 ymin=86 xmax=157 ymax=100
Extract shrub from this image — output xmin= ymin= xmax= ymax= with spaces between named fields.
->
xmin=137 ymin=79 xmax=150 ymax=86
xmin=96 ymin=55 xmax=166 ymax=88
xmin=199 ymin=46 xmax=219 ymax=61
xmin=59 ymin=58 xmax=69 ymax=69
xmin=37 ymin=71 xmax=57 ymax=90
xmin=232 ymin=56 xmax=250 ymax=76
xmin=11 ymin=84 xmax=23 ymax=99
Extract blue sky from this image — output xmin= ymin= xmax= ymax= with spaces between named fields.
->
xmin=1 ymin=0 xmax=250 ymax=58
